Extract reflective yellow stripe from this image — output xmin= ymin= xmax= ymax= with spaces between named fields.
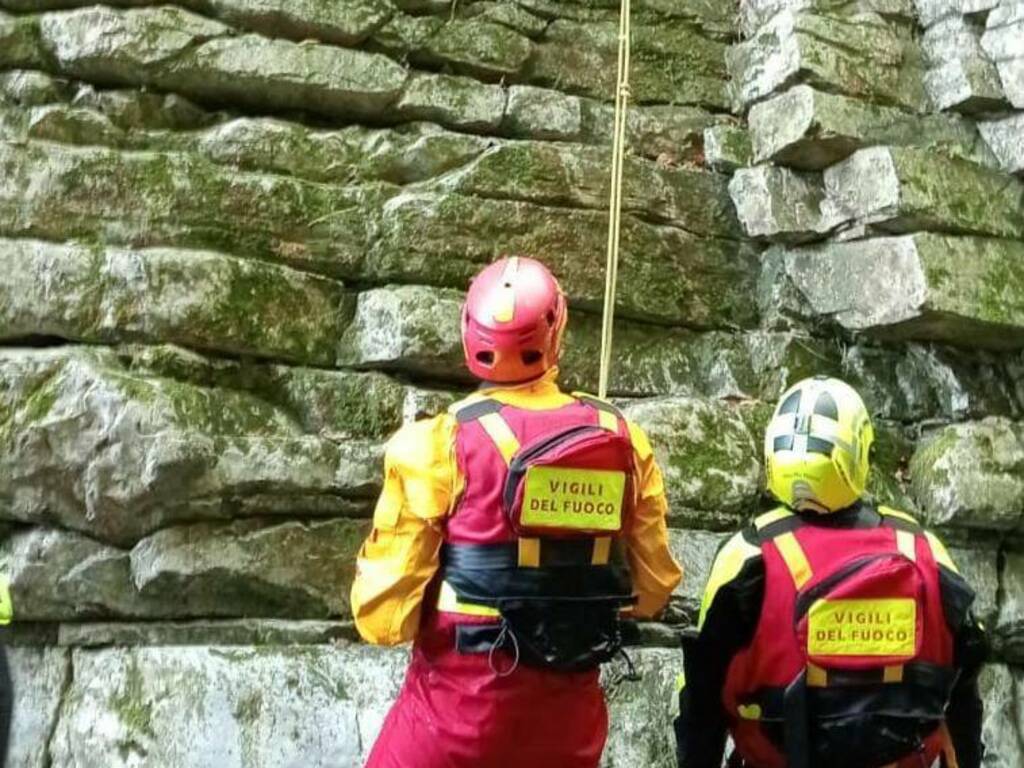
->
xmin=775 ymin=532 xmax=812 ymax=589
xmin=437 ymin=581 xmax=501 ymax=617
xmin=883 ymin=665 xmax=905 ymax=683
xmin=896 ymin=529 xmax=917 ymax=561
xmin=0 ymin=578 xmax=11 ymax=625
xmin=518 ymin=537 xmax=541 ymax=568
xmin=478 ymin=412 xmax=520 ymax=465
xmin=879 ymin=507 xmax=919 ymax=526
xmin=926 ymin=531 xmax=960 ymax=574
xmin=754 ymin=507 xmax=793 ymax=530
xmin=675 ymin=671 xmax=686 ymax=692
xmin=737 ymin=703 xmax=762 ymax=720
xmin=698 ymin=531 xmax=761 ymax=629
xmin=806 ymin=664 xmax=828 ymax=687
xmin=492 ymin=257 xmax=519 ymax=322
xmin=597 ymin=409 xmax=618 ymax=432
xmin=592 ymin=536 xmax=612 ymax=565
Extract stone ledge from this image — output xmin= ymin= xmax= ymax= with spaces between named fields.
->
xmin=772 ymin=234 xmax=1024 ymax=350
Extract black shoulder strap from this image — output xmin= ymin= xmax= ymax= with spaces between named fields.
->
xmin=574 ymin=392 xmax=624 ymax=418
xmin=452 ymin=397 xmax=504 ymax=424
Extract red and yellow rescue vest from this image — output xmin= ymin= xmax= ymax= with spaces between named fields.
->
xmin=723 ymin=506 xmax=959 ymax=768
xmin=437 ymin=393 xmax=638 ymax=671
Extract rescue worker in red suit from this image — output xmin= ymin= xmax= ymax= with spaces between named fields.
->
xmin=675 ymin=376 xmax=988 ymax=768
xmin=352 ymin=256 xmax=683 ymax=768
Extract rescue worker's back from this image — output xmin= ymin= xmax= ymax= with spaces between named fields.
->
xmin=675 ymin=376 xmax=987 ymax=768
xmin=352 ymin=257 xmax=682 ymax=768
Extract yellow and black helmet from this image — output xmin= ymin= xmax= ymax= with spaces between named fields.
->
xmin=764 ymin=376 xmax=874 ymax=514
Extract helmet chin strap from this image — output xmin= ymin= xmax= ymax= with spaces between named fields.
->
xmin=793 ymin=499 xmax=832 ymax=515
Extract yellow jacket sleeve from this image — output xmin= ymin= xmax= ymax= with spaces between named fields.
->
xmin=623 ymin=421 xmax=683 ymax=619
xmin=351 ymin=413 xmax=457 ymax=645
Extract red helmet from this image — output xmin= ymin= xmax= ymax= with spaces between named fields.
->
xmin=461 ymin=256 xmax=568 ymax=383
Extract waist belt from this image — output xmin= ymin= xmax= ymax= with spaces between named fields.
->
xmin=443 ymin=538 xmax=624 ymax=570
xmin=440 ymin=539 xmax=635 ymax=610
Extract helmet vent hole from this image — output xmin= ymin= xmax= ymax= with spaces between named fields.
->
xmin=521 ymin=350 xmax=543 ymax=365
xmin=475 ymin=351 xmax=495 ymax=365
xmin=778 ymin=390 xmax=801 ymax=415
xmin=813 ymin=393 xmax=839 ymax=420
xmin=546 ymin=310 xmax=556 ymax=326
xmin=504 ymin=282 xmax=512 ymax=288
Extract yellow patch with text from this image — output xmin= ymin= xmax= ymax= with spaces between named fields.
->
xmin=520 ymin=466 xmax=625 ymax=531
xmin=808 ymin=598 xmax=916 ymax=657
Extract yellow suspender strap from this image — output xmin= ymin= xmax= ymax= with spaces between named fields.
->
xmin=896 ymin=529 xmax=917 ymax=561
xmin=754 ymin=507 xmax=794 ymax=531
xmin=882 ymin=665 xmax=905 ymax=683
xmin=597 ymin=409 xmax=619 ymax=432
xmin=591 ymin=536 xmax=612 ymax=565
xmin=806 ymin=663 xmax=828 ymax=687
xmin=775 ymin=532 xmax=812 ymax=589
xmin=437 ymin=581 xmax=501 ymax=618
xmin=478 ymin=412 xmax=520 ymax=465
xmin=518 ymin=537 xmax=541 ymax=568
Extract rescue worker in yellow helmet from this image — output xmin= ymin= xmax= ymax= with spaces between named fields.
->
xmin=675 ymin=376 xmax=987 ymax=768
xmin=352 ymin=256 xmax=682 ymax=768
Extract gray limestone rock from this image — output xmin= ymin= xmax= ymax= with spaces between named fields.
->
xmin=421 ymin=18 xmax=534 ymax=79
xmin=949 ymin=543 xmax=999 ymax=628
xmin=923 ymin=14 xmax=1008 ymax=113
xmin=365 ymin=192 xmax=760 ymax=329
xmin=778 ymin=234 xmax=1024 ymax=349
xmin=996 ymin=549 xmax=1024 ymax=661
xmin=910 ymin=418 xmax=1024 ymax=532
xmin=502 ymin=85 xmax=584 ymax=141
xmin=979 ymin=664 xmax=1024 ymax=768
xmin=727 ymin=10 xmax=928 ymax=113
xmin=703 ymin=124 xmax=753 ymax=173
xmin=434 ymin=141 xmax=741 ymax=239
xmin=913 ymin=0 xmax=1002 ymax=28
xmin=982 ymin=0 xmax=1024 ymax=107
xmin=0 ymin=11 xmax=45 ymax=71
xmin=821 ymin=146 xmax=1024 ymax=240
xmin=532 ymin=19 xmax=730 ymax=110
xmin=842 ymin=342 xmax=1024 ymax=422
xmin=38 ymin=6 xmax=232 ymax=84
xmin=336 ymin=285 xmax=467 ymax=379
xmin=37 ymin=6 xmax=409 ymax=121
xmin=622 ymin=398 xmax=763 ymax=526
xmin=979 ymin=112 xmax=1024 ymax=175
xmin=129 ymin=518 xmax=368 ymax=618
xmin=56 ymin=619 xmax=358 ymax=648
xmin=749 ymin=85 xmax=996 ymax=170
xmin=204 ymin=0 xmax=394 ymax=46
xmin=0 ymin=347 xmax=382 ymax=544
xmin=394 ymin=73 xmax=506 ymax=132
xmin=0 ymin=238 xmax=350 ymax=366
xmin=49 ymin=644 xmax=409 ymax=768
xmin=741 ymin=0 xmax=917 ymax=37
xmin=0 ymin=527 xmax=150 ymax=620
xmin=729 ymin=164 xmax=836 ymax=242
xmin=7 ymin=646 xmax=70 ymax=768
xmin=0 ymin=69 xmax=71 ymax=106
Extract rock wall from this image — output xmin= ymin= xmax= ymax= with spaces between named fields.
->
xmin=0 ymin=0 xmax=1021 ymax=765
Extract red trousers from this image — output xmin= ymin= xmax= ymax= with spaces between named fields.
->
xmin=365 ymin=620 xmax=607 ymax=768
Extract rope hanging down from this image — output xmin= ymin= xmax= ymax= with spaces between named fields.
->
xmin=597 ymin=0 xmax=632 ymax=400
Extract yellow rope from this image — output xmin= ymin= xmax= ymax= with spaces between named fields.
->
xmin=598 ymin=0 xmax=631 ymax=400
